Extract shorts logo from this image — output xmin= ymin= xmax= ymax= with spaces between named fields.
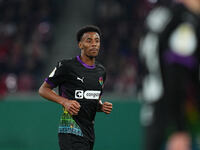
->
xmin=75 ymin=90 xmax=101 ymax=99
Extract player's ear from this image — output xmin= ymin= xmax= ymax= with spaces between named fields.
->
xmin=78 ymin=42 xmax=83 ymax=49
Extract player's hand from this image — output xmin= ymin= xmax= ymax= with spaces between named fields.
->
xmin=102 ymin=102 xmax=112 ymax=114
xmin=62 ymin=100 xmax=80 ymax=115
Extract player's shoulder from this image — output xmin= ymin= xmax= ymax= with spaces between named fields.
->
xmin=146 ymin=5 xmax=173 ymax=33
xmin=172 ymin=3 xmax=186 ymax=13
xmin=95 ymin=61 xmax=106 ymax=72
xmin=58 ymin=57 xmax=76 ymax=67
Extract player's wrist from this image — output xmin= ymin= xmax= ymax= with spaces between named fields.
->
xmin=97 ymin=102 xmax=103 ymax=112
xmin=59 ymin=98 xmax=70 ymax=107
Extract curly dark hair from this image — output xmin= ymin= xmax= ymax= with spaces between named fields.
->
xmin=76 ymin=25 xmax=101 ymax=43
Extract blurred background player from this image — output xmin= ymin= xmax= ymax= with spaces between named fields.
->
xmin=139 ymin=0 xmax=200 ymax=150
xmin=39 ymin=25 xmax=112 ymax=150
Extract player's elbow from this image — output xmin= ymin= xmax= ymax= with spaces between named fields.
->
xmin=38 ymin=82 xmax=53 ymax=98
xmin=38 ymin=86 xmax=42 ymax=96
xmin=38 ymin=85 xmax=45 ymax=97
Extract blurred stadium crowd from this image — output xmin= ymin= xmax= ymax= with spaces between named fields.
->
xmin=0 ymin=0 xmax=62 ymax=97
xmin=0 ymin=0 xmax=173 ymax=98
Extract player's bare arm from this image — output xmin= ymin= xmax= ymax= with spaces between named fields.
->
xmin=38 ymin=82 xmax=80 ymax=115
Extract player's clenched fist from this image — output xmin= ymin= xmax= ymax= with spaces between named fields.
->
xmin=102 ymin=102 xmax=112 ymax=114
xmin=62 ymin=100 xmax=80 ymax=115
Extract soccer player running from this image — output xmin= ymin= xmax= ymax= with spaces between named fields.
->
xmin=139 ymin=0 xmax=200 ymax=150
xmin=39 ymin=25 xmax=112 ymax=150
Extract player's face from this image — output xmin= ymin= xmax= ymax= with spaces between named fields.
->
xmin=79 ymin=32 xmax=100 ymax=58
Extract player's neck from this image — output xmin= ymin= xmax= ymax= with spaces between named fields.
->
xmin=80 ymin=55 xmax=95 ymax=66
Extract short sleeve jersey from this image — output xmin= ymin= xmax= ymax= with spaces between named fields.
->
xmin=45 ymin=56 xmax=106 ymax=142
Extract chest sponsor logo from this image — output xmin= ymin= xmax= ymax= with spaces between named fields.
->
xmin=75 ymin=90 xmax=101 ymax=99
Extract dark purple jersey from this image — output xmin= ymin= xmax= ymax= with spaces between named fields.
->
xmin=45 ymin=56 xmax=106 ymax=142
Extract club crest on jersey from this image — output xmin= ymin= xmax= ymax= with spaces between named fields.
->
xmin=99 ymin=77 xmax=103 ymax=86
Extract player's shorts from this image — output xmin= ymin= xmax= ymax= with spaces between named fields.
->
xmin=58 ymin=133 xmax=94 ymax=150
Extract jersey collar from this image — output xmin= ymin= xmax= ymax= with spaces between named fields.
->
xmin=76 ymin=56 xmax=96 ymax=69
